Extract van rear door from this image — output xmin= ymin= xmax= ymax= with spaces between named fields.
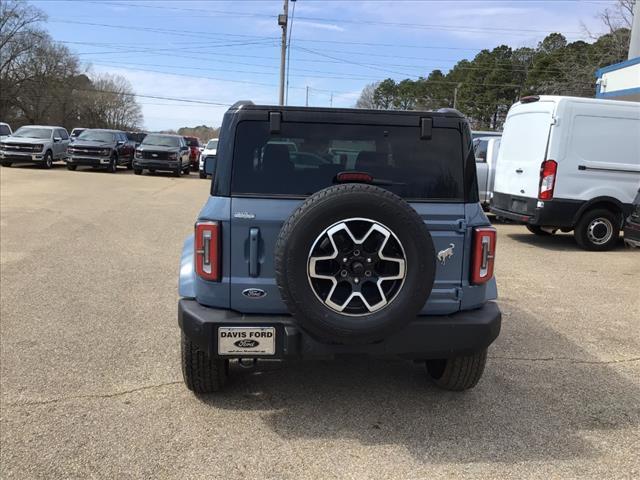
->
xmin=494 ymin=101 xmax=555 ymax=200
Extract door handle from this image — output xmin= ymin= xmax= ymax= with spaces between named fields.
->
xmin=515 ymin=168 xmax=523 ymax=174
xmin=249 ymin=228 xmax=260 ymax=277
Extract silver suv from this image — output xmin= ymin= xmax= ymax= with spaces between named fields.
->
xmin=0 ymin=125 xmax=69 ymax=169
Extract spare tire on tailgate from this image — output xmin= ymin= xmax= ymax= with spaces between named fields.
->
xmin=274 ymin=183 xmax=436 ymax=344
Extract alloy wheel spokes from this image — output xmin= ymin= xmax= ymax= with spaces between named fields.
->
xmin=308 ymin=218 xmax=406 ymax=316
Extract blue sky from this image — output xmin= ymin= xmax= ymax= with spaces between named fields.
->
xmin=32 ymin=0 xmax=614 ymax=130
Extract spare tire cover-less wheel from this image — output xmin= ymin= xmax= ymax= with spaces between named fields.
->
xmin=275 ymin=183 xmax=436 ymax=344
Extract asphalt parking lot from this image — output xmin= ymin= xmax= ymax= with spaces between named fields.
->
xmin=1 ymin=165 xmax=639 ymax=479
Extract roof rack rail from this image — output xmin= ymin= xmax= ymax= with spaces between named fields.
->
xmin=230 ymin=100 xmax=255 ymax=109
xmin=436 ymin=107 xmax=464 ymax=116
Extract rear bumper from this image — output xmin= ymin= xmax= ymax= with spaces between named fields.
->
xmin=178 ymin=299 xmax=501 ymax=359
xmin=490 ymin=192 xmax=582 ymax=228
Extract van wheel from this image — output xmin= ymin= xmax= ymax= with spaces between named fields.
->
xmin=1 ymin=161 xmax=11 ymax=167
xmin=574 ymin=209 xmax=620 ymax=251
xmin=426 ymin=349 xmax=487 ymax=391
xmin=526 ymin=225 xmax=553 ymax=236
xmin=181 ymin=333 xmax=228 ymax=393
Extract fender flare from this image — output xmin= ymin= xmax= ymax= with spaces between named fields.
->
xmin=572 ymin=196 xmax=626 ymax=226
xmin=179 ymin=235 xmax=196 ymax=298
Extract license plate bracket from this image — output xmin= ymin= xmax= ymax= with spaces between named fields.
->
xmin=218 ymin=326 xmax=276 ymax=355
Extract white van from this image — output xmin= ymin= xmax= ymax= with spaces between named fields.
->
xmin=491 ymin=95 xmax=640 ymax=250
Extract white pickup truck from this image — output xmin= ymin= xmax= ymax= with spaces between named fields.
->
xmin=473 ymin=136 xmax=501 ymax=210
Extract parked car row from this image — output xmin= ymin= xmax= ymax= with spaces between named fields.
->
xmin=473 ymin=95 xmax=640 ymax=251
xmin=0 ymin=124 xmax=217 ymax=178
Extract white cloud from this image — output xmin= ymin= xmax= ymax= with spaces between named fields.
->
xmin=294 ymin=21 xmax=345 ymax=32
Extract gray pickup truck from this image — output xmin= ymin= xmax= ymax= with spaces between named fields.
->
xmin=133 ymin=133 xmax=191 ymax=176
xmin=0 ymin=125 xmax=69 ymax=168
xmin=178 ymin=102 xmax=501 ymax=394
xmin=473 ymin=136 xmax=502 ymax=210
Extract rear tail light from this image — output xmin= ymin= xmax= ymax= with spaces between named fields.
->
xmin=195 ymin=221 xmax=220 ymax=281
xmin=539 ymin=159 xmax=557 ymax=200
xmin=471 ymin=227 xmax=496 ymax=285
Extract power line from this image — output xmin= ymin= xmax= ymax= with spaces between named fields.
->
xmin=75 ymin=0 xmax=591 ymax=36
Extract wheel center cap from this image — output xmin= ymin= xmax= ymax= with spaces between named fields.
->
xmin=351 ymin=261 xmax=365 ymax=275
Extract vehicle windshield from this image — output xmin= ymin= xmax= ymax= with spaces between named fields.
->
xmin=142 ymin=135 xmax=180 ymax=147
xmin=185 ymin=138 xmax=199 ymax=147
xmin=12 ymin=127 xmax=52 ymax=139
xmin=71 ymin=129 xmax=85 ymax=137
xmin=231 ymin=121 xmax=465 ymax=200
xmin=206 ymin=139 xmax=218 ymax=150
xmin=77 ymin=130 xmax=115 ymax=143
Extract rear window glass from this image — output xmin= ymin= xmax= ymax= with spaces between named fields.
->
xmin=231 ymin=121 xmax=464 ymax=200
xmin=185 ymin=138 xmax=199 ymax=147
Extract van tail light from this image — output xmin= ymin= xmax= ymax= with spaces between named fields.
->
xmin=195 ymin=221 xmax=220 ymax=281
xmin=471 ymin=227 xmax=496 ymax=285
xmin=539 ymin=160 xmax=557 ymax=200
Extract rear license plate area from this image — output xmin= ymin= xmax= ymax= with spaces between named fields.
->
xmin=218 ymin=327 xmax=275 ymax=355
xmin=511 ymin=199 xmax=528 ymax=214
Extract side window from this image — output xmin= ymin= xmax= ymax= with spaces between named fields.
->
xmin=0 ymin=125 xmax=10 ymax=136
xmin=474 ymin=139 xmax=488 ymax=162
xmin=58 ymin=129 xmax=69 ymax=140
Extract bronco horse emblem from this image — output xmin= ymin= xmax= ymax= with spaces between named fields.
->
xmin=437 ymin=243 xmax=455 ymax=265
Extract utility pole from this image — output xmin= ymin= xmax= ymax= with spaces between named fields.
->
xmin=453 ymin=83 xmax=461 ymax=109
xmin=278 ymin=0 xmax=289 ymax=106
xmin=629 ymin=0 xmax=639 ymax=59
xmin=305 ymin=86 xmax=309 ymax=107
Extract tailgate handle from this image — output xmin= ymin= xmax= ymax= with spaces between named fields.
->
xmin=249 ymin=228 xmax=260 ymax=277
xmin=515 ymin=168 xmax=523 ymax=174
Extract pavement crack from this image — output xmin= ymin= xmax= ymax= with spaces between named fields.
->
xmin=4 ymin=380 xmax=182 ymax=408
xmin=489 ymin=355 xmax=640 ymax=365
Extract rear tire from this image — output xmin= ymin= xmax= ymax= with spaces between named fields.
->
xmin=574 ymin=208 xmax=620 ymax=251
xmin=199 ymin=170 xmax=206 ymax=179
xmin=183 ymin=164 xmax=190 ymax=175
xmin=426 ymin=349 xmax=487 ymax=391
xmin=174 ymin=166 xmax=182 ymax=177
xmin=67 ymin=164 xmax=77 ymax=171
xmin=526 ymin=225 xmax=553 ymax=236
xmin=1 ymin=161 xmax=12 ymax=167
xmin=181 ymin=333 xmax=228 ymax=393
xmin=134 ymin=168 xmax=143 ymax=175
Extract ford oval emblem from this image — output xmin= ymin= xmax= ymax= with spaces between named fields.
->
xmin=234 ymin=339 xmax=259 ymax=348
xmin=242 ymin=288 xmax=266 ymax=299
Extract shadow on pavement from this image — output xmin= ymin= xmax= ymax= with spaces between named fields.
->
xmin=196 ymin=304 xmax=639 ymax=464
xmin=506 ymin=231 xmax=626 ymax=252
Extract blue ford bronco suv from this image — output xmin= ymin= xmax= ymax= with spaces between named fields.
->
xmin=179 ymin=102 xmax=501 ymax=393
